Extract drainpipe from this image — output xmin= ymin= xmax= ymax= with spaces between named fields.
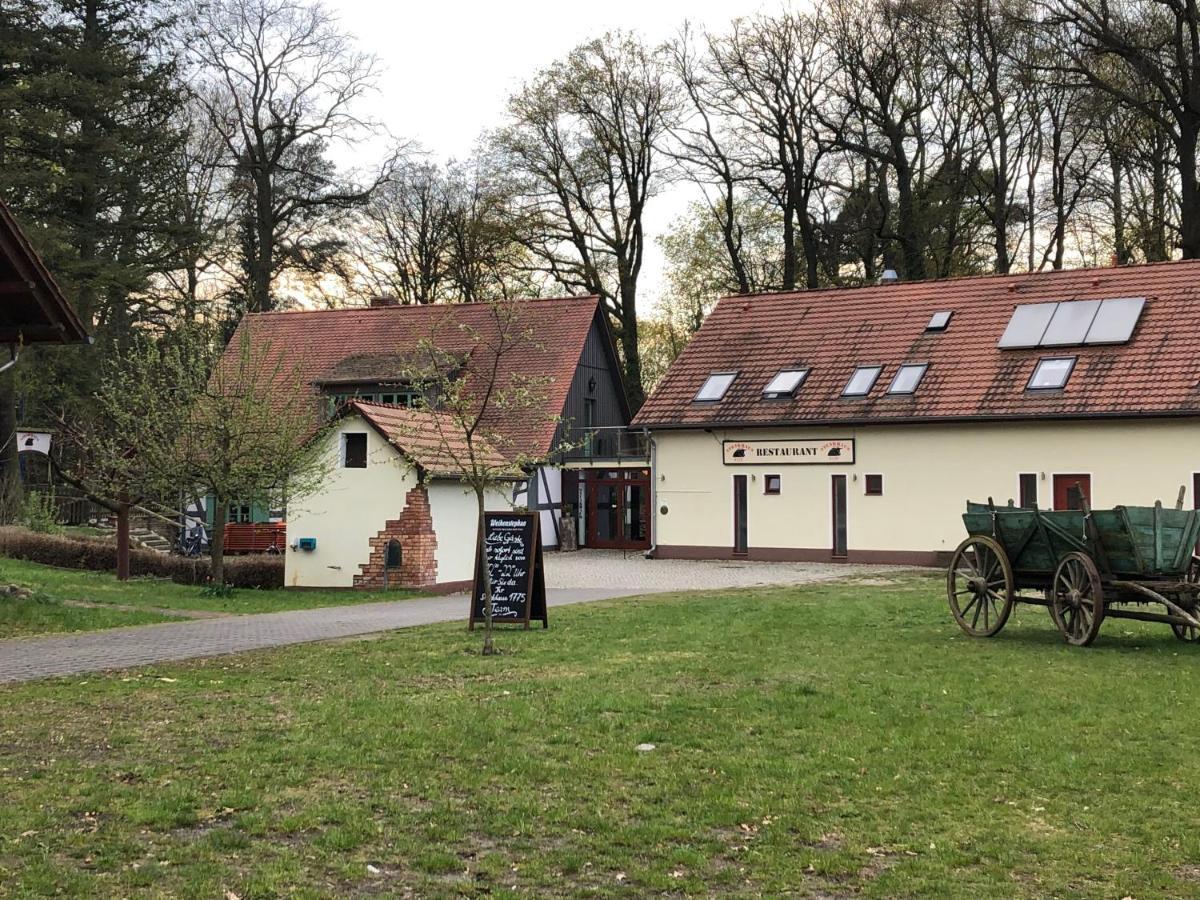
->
xmin=644 ymin=428 xmax=658 ymax=559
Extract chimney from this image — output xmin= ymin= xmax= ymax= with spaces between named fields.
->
xmin=879 ymin=269 xmax=900 ymax=284
xmin=369 ymin=295 xmax=399 ymax=308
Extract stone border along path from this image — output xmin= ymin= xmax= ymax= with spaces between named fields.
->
xmin=0 ymin=553 xmax=925 ymax=684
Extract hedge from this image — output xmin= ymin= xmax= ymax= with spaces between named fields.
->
xmin=0 ymin=527 xmax=284 ymax=589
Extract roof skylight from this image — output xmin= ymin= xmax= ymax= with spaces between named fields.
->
xmin=762 ymin=368 xmax=809 ymax=399
xmin=842 ymin=365 xmax=882 ymax=397
xmin=925 ymin=311 xmax=952 ymax=332
xmin=1027 ymin=357 xmax=1076 ymax=391
xmin=887 ymin=363 xmax=928 ymax=395
xmin=695 ymin=372 xmax=737 ymax=402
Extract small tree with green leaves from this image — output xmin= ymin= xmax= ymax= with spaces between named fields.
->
xmin=396 ymin=301 xmax=569 ymax=655
xmin=177 ymin=329 xmax=331 ymax=586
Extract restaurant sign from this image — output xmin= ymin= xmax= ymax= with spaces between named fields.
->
xmin=722 ymin=438 xmax=855 ymax=466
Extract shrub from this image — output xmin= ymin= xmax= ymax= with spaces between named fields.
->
xmin=18 ymin=492 xmax=63 ymax=534
xmin=0 ymin=527 xmax=284 ymax=589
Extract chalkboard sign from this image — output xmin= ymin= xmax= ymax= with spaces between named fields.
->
xmin=470 ymin=512 xmax=547 ymax=630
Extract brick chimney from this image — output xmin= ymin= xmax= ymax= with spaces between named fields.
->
xmin=369 ymin=295 xmax=399 ymax=308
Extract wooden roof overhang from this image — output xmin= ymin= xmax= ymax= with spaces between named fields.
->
xmin=0 ymin=201 xmax=89 ymax=346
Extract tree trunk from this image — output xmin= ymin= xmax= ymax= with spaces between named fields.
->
xmin=476 ymin=489 xmax=494 ymax=656
xmin=1110 ymin=149 xmax=1127 ymax=265
xmin=1178 ymin=125 xmax=1200 ymax=259
xmin=893 ymin=156 xmax=927 ymax=281
xmin=617 ymin=280 xmax=645 ymax=412
xmin=0 ymin=367 xmax=21 ymax=523
xmin=210 ymin=495 xmax=227 ymax=585
xmin=116 ymin=500 xmax=130 ymax=581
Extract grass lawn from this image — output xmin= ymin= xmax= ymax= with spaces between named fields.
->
xmin=3 ymin=573 xmax=1200 ymax=897
xmin=0 ymin=558 xmax=421 ymax=638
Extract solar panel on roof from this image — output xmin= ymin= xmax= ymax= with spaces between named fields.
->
xmin=998 ymin=302 xmax=1057 ymax=348
xmin=1084 ymin=296 xmax=1145 ymax=344
xmin=1041 ymin=299 xmax=1101 ymax=346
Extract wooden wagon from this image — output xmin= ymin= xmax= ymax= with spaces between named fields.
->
xmin=947 ymin=490 xmax=1200 ymax=647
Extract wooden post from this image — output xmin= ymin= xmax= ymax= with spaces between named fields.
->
xmin=116 ymin=500 xmax=130 ymax=581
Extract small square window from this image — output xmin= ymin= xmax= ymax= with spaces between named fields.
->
xmin=764 ymin=474 xmax=781 ymax=495
xmin=887 ymin=363 xmax=927 ymax=395
xmin=842 ymin=365 xmax=882 ymax=397
xmin=1027 ymin=357 xmax=1076 ymax=391
xmin=762 ymin=368 xmax=809 ymax=399
xmin=695 ymin=372 xmax=737 ymax=402
xmin=343 ymin=432 xmax=368 ymax=468
xmin=926 ymin=311 xmax=952 ymax=332
xmin=865 ymin=474 xmax=883 ymax=496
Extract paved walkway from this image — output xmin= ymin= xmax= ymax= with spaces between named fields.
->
xmin=0 ymin=552 xmax=922 ymax=685
xmin=0 ymin=588 xmax=632 ymax=685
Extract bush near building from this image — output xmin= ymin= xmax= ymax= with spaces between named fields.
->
xmin=0 ymin=527 xmax=283 ymax=589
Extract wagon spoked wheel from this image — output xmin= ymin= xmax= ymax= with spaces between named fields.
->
xmin=1050 ymin=552 xmax=1104 ymax=647
xmin=947 ymin=535 xmax=1014 ymax=638
xmin=1170 ymin=556 xmax=1200 ymax=643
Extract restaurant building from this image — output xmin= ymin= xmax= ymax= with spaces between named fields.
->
xmin=632 ymin=260 xmax=1200 ymax=566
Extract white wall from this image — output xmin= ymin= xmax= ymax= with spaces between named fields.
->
xmin=652 ymin=419 xmax=1200 ymax=559
xmin=428 ymin=481 xmax=514 ymax=585
xmin=286 ymin=418 xmax=418 ymax=588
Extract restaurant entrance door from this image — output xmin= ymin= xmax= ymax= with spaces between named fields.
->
xmin=584 ymin=468 xmax=651 ymax=551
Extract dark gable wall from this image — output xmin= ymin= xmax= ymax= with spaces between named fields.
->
xmin=556 ymin=309 xmax=630 ymax=442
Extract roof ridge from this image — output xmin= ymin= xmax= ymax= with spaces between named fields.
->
xmin=721 ymin=258 xmax=1200 ymax=304
xmin=243 ymin=295 xmax=598 ymax=318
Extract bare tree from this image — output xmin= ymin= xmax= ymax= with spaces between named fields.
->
xmin=1046 ymin=0 xmax=1200 ymax=258
xmin=496 ymin=32 xmax=675 ymax=410
xmin=185 ymin=0 xmax=385 ymax=314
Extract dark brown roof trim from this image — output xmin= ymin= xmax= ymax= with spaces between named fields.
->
xmin=641 ymin=408 xmax=1200 ymax=431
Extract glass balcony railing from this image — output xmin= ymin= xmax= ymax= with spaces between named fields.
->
xmin=560 ymin=426 xmax=650 ymax=463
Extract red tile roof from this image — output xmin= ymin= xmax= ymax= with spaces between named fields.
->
xmin=221 ymin=296 xmax=600 ymax=459
xmin=346 ymin=402 xmax=516 ymax=477
xmin=633 ymin=260 xmax=1200 ymax=429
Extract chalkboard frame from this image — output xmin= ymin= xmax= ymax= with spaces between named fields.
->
xmin=469 ymin=511 xmax=548 ymax=631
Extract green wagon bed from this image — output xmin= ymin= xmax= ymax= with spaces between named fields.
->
xmin=949 ymin=496 xmax=1200 ymax=647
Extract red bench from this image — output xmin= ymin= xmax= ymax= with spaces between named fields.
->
xmin=223 ymin=522 xmax=286 ymax=555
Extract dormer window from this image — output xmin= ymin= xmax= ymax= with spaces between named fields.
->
xmin=887 ymin=363 xmax=928 ymax=395
xmin=1028 ymin=357 xmax=1076 ymax=391
xmin=842 ymin=366 xmax=882 ymax=397
xmin=695 ymin=372 xmax=737 ymax=402
xmin=762 ymin=368 xmax=809 ymax=399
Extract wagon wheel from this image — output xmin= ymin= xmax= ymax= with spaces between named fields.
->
xmin=947 ymin=535 xmax=1014 ymax=637
xmin=1050 ymin=552 xmax=1104 ymax=647
xmin=1171 ymin=556 xmax=1200 ymax=643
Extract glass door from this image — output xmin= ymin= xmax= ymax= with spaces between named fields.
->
xmin=733 ymin=475 xmax=748 ymax=554
xmin=832 ymin=475 xmax=847 ymax=558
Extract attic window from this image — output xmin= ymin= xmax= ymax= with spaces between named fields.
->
xmin=887 ymin=363 xmax=927 ymax=395
xmin=842 ymin=365 xmax=882 ymax=397
xmin=762 ymin=368 xmax=809 ymax=399
xmin=1027 ymin=357 xmax=1076 ymax=391
xmin=925 ymin=311 xmax=952 ymax=332
xmin=695 ymin=372 xmax=737 ymax=402
xmin=343 ymin=432 xmax=368 ymax=468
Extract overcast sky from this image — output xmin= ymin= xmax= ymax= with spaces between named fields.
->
xmin=326 ymin=0 xmax=775 ymax=309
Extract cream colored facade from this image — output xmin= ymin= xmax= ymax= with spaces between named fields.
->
xmin=650 ymin=418 xmax=1200 ymax=563
xmin=285 ymin=416 xmax=511 ymax=588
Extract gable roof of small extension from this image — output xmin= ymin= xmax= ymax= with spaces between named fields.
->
xmin=633 ymin=259 xmax=1200 ymax=430
xmin=223 ymin=296 xmax=607 ymax=460
xmin=0 ymin=201 xmax=89 ymax=345
xmin=343 ymin=401 xmax=516 ymax=478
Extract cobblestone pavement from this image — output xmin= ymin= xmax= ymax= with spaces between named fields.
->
xmin=0 ymin=553 xmax=922 ymax=684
